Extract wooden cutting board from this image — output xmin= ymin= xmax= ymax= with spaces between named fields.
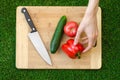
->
xmin=16 ymin=6 xmax=102 ymax=69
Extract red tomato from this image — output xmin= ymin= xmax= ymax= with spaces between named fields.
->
xmin=64 ymin=21 xmax=78 ymax=37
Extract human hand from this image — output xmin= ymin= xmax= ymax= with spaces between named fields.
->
xmin=74 ymin=14 xmax=98 ymax=53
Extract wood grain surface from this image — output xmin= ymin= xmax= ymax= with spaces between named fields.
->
xmin=16 ymin=6 xmax=102 ymax=69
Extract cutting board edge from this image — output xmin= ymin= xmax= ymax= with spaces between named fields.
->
xmin=16 ymin=6 xmax=102 ymax=69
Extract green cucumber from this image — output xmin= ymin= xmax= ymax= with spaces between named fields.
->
xmin=50 ymin=16 xmax=67 ymax=53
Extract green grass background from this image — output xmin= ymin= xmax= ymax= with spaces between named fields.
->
xmin=0 ymin=0 xmax=120 ymax=80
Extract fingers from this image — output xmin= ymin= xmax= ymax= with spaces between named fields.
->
xmin=93 ymin=40 xmax=97 ymax=47
xmin=81 ymin=37 xmax=88 ymax=44
xmin=74 ymin=26 xmax=83 ymax=45
xmin=82 ymin=37 xmax=88 ymax=41
xmin=81 ymin=37 xmax=97 ymax=46
xmin=82 ymin=36 xmax=93 ymax=53
xmin=82 ymin=33 xmax=98 ymax=53
xmin=74 ymin=35 xmax=79 ymax=45
xmin=81 ymin=39 xmax=88 ymax=44
xmin=93 ymin=31 xmax=98 ymax=47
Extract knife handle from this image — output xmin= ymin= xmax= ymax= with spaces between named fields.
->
xmin=21 ymin=8 xmax=37 ymax=32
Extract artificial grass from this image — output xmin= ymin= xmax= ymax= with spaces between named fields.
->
xmin=0 ymin=0 xmax=120 ymax=80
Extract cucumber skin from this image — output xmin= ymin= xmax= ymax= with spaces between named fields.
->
xmin=50 ymin=16 xmax=67 ymax=53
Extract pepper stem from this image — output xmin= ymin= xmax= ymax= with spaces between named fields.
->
xmin=75 ymin=52 xmax=81 ymax=59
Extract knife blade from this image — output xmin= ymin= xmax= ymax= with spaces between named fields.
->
xmin=21 ymin=7 xmax=52 ymax=65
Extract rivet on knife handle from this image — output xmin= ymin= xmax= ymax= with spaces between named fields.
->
xmin=21 ymin=8 xmax=37 ymax=32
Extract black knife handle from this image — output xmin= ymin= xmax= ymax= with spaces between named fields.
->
xmin=21 ymin=8 xmax=37 ymax=32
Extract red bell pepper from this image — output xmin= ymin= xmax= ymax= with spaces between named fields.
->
xmin=62 ymin=39 xmax=84 ymax=59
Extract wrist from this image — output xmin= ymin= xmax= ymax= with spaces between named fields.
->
xmin=85 ymin=0 xmax=99 ymax=17
xmin=84 ymin=12 xmax=96 ymax=19
xmin=85 ymin=7 xmax=98 ymax=18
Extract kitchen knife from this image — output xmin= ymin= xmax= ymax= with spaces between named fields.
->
xmin=21 ymin=7 xmax=52 ymax=65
